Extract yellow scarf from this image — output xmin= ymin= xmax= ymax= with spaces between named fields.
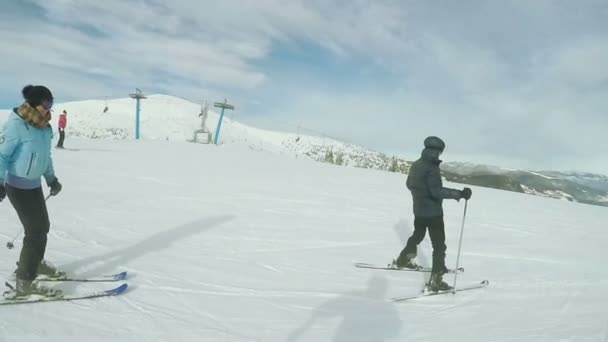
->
xmin=16 ymin=102 xmax=51 ymax=128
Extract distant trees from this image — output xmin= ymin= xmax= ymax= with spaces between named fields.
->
xmin=320 ymin=149 xmax=411 ymax=173
xmin=334 ymin=152 xmax=345 ymax=166
xmin=388 ymin=157 xmax=399 ymax=172
xmin=324 ymin=149 xmax=334 ymax=164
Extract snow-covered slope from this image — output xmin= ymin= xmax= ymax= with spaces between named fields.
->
xmin=0 ymin=95 xmax=298 ymax=153
xmin=0 ymin=95 xmax=388 ymax=166
xmin=0 ymin=138 xmax=606 ymax=341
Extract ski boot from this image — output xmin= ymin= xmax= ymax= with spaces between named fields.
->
xmin=11 ymin=260 xmax=67 ymax=281
xmin=36 ymin=260 xmax=67 ymax=279
xmin=427 ymin=273 xmax=453 ymax=292
xmin=3 ymin=278 xmax=62 ymax=300
xmin=390 ymin=253 xmax=420 ymax=270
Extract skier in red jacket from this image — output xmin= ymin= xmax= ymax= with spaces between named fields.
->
xmin=56 ymin=110 xmax=67 ymax=149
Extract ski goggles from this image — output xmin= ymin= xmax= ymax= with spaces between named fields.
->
xmin=42 ymin=100 xmax=53 ymax=111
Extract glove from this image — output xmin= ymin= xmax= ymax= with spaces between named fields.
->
xmin=0 ymin=185 xmax=5 ymax=202
xmin=461 ymin=187 xmax=472 ymax=200
xmin=48 ymin=177 xmax=62 ymax=196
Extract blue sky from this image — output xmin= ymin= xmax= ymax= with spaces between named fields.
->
xmin=1 ymin=0 xmax=608 ymax=173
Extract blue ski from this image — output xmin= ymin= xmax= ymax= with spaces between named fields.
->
xmin=35 ymin=271 xmax=127 ymax=283
xmin=0 ymin=283 xmax=128 ymax=306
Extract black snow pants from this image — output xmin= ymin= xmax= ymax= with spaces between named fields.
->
xmin=57 ymin=129 xmax=65 ymax=148
xmin=6 ymin=185 xmax=50 ymax=281
xmin=397 ymin=216 xmax=447 ymax=274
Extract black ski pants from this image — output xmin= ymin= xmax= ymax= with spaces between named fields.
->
xmin=6 ymin=185 xmax=50 ymax=281
xmin=57 ymin=128 xmax=65 ymax=148
xmin=398 ymin=216 xmax=447 ymax=274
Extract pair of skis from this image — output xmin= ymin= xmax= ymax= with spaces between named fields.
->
xmin=1 ymin=271 xmax=128 ymax=306
xmin=354 ymin=262 xmax=488 ymax=302
xmin=354 ymin=262 xmax=464 ymax=274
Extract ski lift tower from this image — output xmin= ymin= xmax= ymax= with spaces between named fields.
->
xmin=129 ymin=88 xmax=147 ymax=140
xmin=213 ymin=98 xmax=235 ymax=145
xmin=192 ymin=101 xmax=211 ymax=144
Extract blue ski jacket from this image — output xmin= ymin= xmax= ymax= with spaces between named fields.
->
xmin=0 ymin=108 xmax=56 ymax=189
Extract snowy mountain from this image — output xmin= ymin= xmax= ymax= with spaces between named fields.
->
xmin=0 ymin=137 xmax=607 ymax=341
xmin=1 ymin=95 xmax=293 ymax=151
xmin=440 ymin=161 xmax=516 ymax=175
xmin=540 ymin=171 xmax=608 ymax=191
xmin=441 ymin=163 xmax=608 ymax=207
xmin=2 ymin=95 xmax=607 ymax=207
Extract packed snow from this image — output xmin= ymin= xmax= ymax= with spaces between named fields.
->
xmin=0 ymin=136 xmax=607 ymax=341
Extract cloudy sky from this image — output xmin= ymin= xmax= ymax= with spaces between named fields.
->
xmin=1 ymin=1 xmax=607 ymax=173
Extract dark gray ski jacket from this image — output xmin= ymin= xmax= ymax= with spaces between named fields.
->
xmin=406 ymin=148 xmax=462 ymax=217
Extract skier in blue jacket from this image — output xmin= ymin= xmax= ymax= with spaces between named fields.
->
xmin=0 ymin=85 xmax=64 ymax=298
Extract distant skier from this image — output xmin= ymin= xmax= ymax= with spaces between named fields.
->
xmin=0 ymin=85 xmax=64 ymax=298
xmin=56 ymin=110 xmax=67 ymax=149
xmin=392 ymin=136 xmax=472 ymax=292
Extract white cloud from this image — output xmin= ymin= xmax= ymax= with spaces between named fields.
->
xmin=0 ymin=0 xmax=415 ymax=100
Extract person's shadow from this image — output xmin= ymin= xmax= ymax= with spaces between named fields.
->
xmin=56 ymin=214 xmax=235 ymax=293
xmin=285 ymin=275 xmax=402 ymax=342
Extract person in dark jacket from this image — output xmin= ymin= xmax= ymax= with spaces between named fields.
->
xmin=393 ymin=136 xmax=472 ymax=292
xmin=0 ymin=85 xmax=64 ymax=298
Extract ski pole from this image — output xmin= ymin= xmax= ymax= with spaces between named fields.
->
xmin=5 ymin=230 xmax=20 ymax=250
xmin=0 ymin=194 xmax=19 ymax=250
xmin=452 ymin=200 xmax=468 ymax=292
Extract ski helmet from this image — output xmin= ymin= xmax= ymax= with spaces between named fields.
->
xmin=423 ymin=136 xmax=445 ymax=152
xmin=22 ymin=85 xmax=53 ymax=108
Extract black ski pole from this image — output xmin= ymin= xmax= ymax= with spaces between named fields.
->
xmin=5 ymin=231 xmax=20 ymax=250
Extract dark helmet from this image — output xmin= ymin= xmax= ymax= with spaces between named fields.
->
xmin=423 ymin=136 xmax=445 ymax=152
